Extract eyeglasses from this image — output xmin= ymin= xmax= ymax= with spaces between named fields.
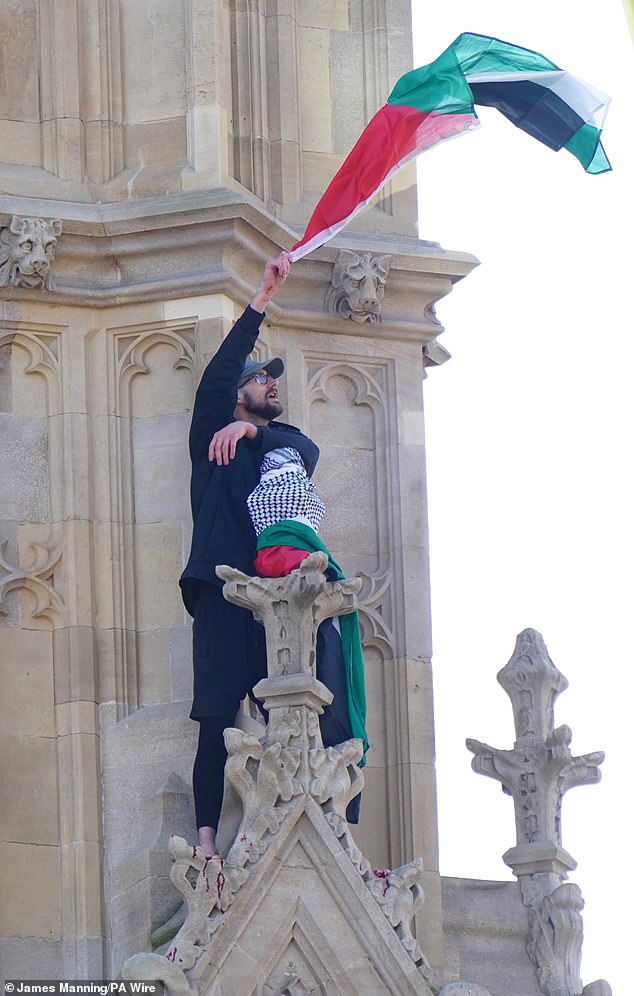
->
xmin=240 ymin=371 xmax=275 ymax=386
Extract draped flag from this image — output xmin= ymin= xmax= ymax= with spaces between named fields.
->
xmin=289 ymin=32 xmax=611 ymax=262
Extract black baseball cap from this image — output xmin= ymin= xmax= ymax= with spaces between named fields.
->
xmin=239 ymin=356 xmax=284 ymax=383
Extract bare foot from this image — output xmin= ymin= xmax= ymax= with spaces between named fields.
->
xmin=198 ymin=825 xmax=220 ymax=859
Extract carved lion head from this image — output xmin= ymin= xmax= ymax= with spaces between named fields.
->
xmin=0 ymin=215 xmax=63 ymax=291
xmin=326 ymin=250 xmax=391 ymax=323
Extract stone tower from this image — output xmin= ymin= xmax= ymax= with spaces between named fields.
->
xmin=0 ymin=3 xmax=608 ymax=993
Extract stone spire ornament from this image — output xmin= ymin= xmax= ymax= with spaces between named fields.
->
xmin=467 ymin=628 xmax=611 ymax=996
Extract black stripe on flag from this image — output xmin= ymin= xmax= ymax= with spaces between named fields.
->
xmin=468 ymin=79 xmax=586 ymax=152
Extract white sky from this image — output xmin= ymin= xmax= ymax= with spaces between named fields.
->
xmin=411 ymin=3 xmax=632 ymax=992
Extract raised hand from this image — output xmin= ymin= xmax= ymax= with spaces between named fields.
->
xmin=250 ymin=251 xmax=291 ymax=313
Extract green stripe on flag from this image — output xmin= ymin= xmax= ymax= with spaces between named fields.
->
xmin=452 ymin=32 xmax=560 ymax=76
xmin=564 ymin=123 xmax=611 ymax=174
xmin=387 ymin=45 xmax=474 ymax=115
xmin=387 ymin=32 xmax=561 ymax=117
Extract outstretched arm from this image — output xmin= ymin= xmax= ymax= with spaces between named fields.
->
xmin=190 ymin=251 xmax=291 ymax=461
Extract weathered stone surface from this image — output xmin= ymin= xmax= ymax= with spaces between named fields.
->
xmin=138 ymin=628 xmax=172 ymax=706
xmin=0 ymin=342 xmax=12 ymax=412
xmin=53 ymin=627 xmax=97 ymax=706
xmin=120 ymin=0 xmax=187 ymax=123
xmin=0 ymin=842 xmax=61 ymax=939
xmin=442 ymin=877 xmax=538 ymax=996
xmin=582 ymin=982 xmax=612 ymax=996
xmin=132 ymin=415 xmax=192 ymax=524
xmin=134 ymin=522 xmax=186 ymax=631
xmin=0 ymin=415 xmax=49 ymax=521
xmin=0 ymin=627 xmax=55 ymax=735
xmin=438 ymin=985 xmax=493 ymax=996
xmin=0 ymin=938 xmax=63 ymax=985
xmin=169 ymin=622 xmax=194 ymax=703
xmin=0 ymin=733 xmax=59 ymax=845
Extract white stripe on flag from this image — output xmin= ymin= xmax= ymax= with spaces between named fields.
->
xmin=465 ymin=70 xmax=610 ymax=128
xmin=289 ymin=117 xmax=479 ymax=261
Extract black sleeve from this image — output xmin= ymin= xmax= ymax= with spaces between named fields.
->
xmin=248 ymin=424 xmax=320 ymax=478
xmin=189 ymin=306 xmax=264 ymax=462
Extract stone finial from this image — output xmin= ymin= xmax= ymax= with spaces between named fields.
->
xmin=497 ymin=628 xmax=569 ymax=747
xmin=467 ymin=629 xmax=604 ymax=858
xmin=0 ymin=215 xmax=62 ymax=291
xmin=217 ymin=551 xmax=361 ymax=679
xmin=215 ymin=553 xmax=366 ymax=850
xmin=325 ymin=249 xmax=391 ymax=322
xmin=467 ymin=629 xmax=609 ymax=996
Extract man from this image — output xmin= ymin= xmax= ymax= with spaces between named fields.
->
xmin=180 ymin=251 xmax=319 ymax=859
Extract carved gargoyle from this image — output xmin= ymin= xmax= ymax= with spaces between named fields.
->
xmin=325 ymin=249 xmax=391 ymax=323
xmin=0 ymin=215 xmax=62 ymax=291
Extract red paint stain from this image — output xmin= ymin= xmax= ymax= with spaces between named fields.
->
xmin=216 ymin=870 xmax=226 ymax=902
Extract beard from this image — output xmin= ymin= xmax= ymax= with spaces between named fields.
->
xmin=241 ymin=392 xmax=283 ymax=421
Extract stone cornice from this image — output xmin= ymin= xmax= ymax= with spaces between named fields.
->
xmin=0 ymin=189 xmax=478 ymax=343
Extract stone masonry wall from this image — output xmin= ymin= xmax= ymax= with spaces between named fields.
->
xmin=0 ymin=0 xmax=477 ymax=980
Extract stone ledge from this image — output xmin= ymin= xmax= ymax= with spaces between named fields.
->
xmin=0 ymin=190 xmax=478 ymax=335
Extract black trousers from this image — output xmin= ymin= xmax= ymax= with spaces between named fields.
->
xmin=191 ymin=583 xmax=360 ymax=828
xmin=190 ymin=582 xmax=267 ymax=721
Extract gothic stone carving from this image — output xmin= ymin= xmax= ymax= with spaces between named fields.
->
xmin=0 ymin=216 xmax=62 ymax=291
xmin=217 ymin=551 xmax=361 ymax=682
xmin=527 ymin=882 xmax=584 ymax=996
xmin=467 ymin=629 xmax=610 ymax=996
xmin=222 ymin=731 xmax=303 ymax=871
xmin=324 ymin=808 xmax=437 ymax=988
xmin=123 ymin=557 xmax=439 ymax=995
xmin=0 ymin=534 xmax=64 ymax=625
xmin=467 ymin=629 xmax=604 ymax=852
xmin=366 ymin=860 xmax=426 ymax=962
xmin=325 ymin=249 xmax=391 ymax=323
xmin=0 ymin=327 xmax=64 ymax=624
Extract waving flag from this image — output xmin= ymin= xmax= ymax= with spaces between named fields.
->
xmin=289 ymin=32 xmax=611 ymax=262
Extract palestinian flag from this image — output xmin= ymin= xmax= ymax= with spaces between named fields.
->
xmin=289 ymin=32 xmax=611 ymax=262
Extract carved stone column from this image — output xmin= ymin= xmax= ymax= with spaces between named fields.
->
xmin=467 ymin=629 xmax=611 ymax=996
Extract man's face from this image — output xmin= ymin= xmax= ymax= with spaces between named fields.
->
xmin=239 ymin=372 xmax=283 ymax=421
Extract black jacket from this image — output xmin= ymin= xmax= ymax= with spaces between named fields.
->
xmin=180 ymin=306 xmax=319 ymax=614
